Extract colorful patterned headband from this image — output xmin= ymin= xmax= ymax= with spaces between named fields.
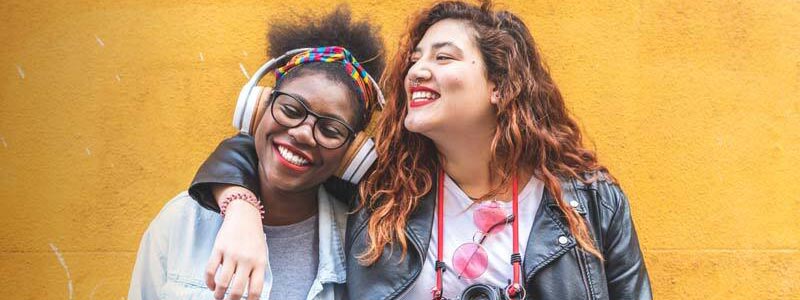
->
xmin=275 ymin=46 xmax=376 ymax=111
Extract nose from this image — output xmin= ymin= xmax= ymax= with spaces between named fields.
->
xmin=406 ymin=60 xmax=432 ymax=84
xmin=286 ymin=117 xmax=317 ymax=147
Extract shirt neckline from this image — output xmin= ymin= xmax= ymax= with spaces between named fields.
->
xmin=442 ymin=173 xmax=539 ymax=207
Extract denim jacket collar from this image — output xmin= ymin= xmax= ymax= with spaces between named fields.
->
xmin=315 ymin=186 xmax=348 ymax=285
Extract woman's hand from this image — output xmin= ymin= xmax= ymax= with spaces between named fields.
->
xmin=205 ymin=186 xmax=267 ymax=300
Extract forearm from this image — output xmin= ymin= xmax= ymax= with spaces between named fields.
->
xmin=189 ymin=133 xmax=260 ymax=212
xmin=213 ymin=185 xmax=261 ymax=215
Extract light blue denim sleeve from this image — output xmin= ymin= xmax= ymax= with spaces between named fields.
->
xmin=128 ymin=191 xmax=339 ymax=300
xmin=128 ymin=194 xmax=191 ymax=300
xmin=128 ymin=209 xmax=168 ymax=300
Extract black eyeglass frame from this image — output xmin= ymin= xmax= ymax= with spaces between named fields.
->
xmin=268 ymin=90 xmax=357 ymax=150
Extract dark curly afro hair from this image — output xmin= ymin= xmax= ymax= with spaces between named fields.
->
xmin=268 ymin=5 xmax=384 ymax=131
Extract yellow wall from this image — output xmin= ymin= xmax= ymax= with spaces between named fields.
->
xmin=1 ymin=0 xmax=798 ymax=299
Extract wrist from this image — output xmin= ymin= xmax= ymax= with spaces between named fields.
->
xmin=225 ymin=200 xmax=263 ymax=217
xmin=220 ymin=192 xmax=265 ymax=219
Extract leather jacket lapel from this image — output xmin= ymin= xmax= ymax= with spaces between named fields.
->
xmin=405 ymin=188 xmax=436 ymax=260
xmin=391 ymin=179 xmax=437 ymax=298
xmin=523 ymin=186 xmax=577 ymax=282
xmin=344 ymin=178 xmax=437 ymax=300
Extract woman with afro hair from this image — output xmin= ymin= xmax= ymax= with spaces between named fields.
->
xmin=128 ymin=6 xmax=384 ymax=300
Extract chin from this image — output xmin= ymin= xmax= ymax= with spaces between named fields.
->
xmin=267 ymin=171 xmax=307 ymax=192
xmin=404 ymin=114 xmax=438 ymax=135
xmin=259 ymin=161 xmax=297 ymax=190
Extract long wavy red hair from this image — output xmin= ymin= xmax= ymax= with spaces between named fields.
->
xmin=358 ymin=0 xmax=610 ymax=264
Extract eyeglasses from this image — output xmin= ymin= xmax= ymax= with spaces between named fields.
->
xmin=452 ymin=201 xmax=514 ymax=280
xmin=270 ymin=90 xmax=356 ymax=149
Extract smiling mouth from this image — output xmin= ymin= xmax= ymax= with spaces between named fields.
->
xmin=410 ymin=90 xmax=441 ymax=108
xmin=273 ymin=143 xmax=312 ymax=171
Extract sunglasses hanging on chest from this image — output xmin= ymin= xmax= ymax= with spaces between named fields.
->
xmin=432 ymin=169 xmax=526 ymax=300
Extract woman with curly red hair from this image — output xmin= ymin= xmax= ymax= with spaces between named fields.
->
xmin=191 ymin=1 xmax=651 ymax=299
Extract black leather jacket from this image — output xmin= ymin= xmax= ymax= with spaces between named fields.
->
xmin=189 ymin=134 xmax=652 ymax=300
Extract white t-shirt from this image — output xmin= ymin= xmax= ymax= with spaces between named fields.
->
xmin=402 ymin=174 xmax=544 ymax=299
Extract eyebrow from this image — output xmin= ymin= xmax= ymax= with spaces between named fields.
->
xmin=285 ymin=91 xmax=352 ymax=124
xmin=413 ymin=41 xmax=464 ymax=56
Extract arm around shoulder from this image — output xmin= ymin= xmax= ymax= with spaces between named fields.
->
xmin=189 ymin=133 xmax=261 ymax=212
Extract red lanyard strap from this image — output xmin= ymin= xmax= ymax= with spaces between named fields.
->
xmin=433 ymin=168 xmax=445 ymax=300
xmin=433 ymin=169 xmax=524 ymax=299
xmin=507 ymin=175 xmax=524 ymax=298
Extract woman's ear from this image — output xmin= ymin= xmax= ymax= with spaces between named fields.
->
xmin=490 ymin=87 xmax=501 ymax=105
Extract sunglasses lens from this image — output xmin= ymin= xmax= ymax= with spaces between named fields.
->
xmin=453 ymin=242 xmax=488 ymax=279
xmin=474 ymin=202 xmax=507 ymax=234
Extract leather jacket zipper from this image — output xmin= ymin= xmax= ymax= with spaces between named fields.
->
xmin=574 ymin=248 xmax=592 ymax=299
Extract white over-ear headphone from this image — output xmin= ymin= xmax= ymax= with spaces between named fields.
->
xmin=232 ymin=48 xmax=385 ymax=184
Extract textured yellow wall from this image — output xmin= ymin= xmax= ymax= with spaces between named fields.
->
xmin=1 ymin=0 xmax=798 ymax=299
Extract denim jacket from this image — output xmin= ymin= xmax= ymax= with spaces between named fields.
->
xmin=128 ymin=188 xmax=348 ymax=300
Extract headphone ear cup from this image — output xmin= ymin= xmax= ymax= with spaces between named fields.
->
xmin=334 ymin=109 xmax=381 ymax=184
xmin=236 ymin=86 xmax=263 ymax=134
xmin=248 ymin=86 xmax=274 ymax=135
xmin=335 ymin=133 xmax=377 ymax=184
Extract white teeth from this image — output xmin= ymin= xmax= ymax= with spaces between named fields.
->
xmin=411 ymin=91 xmax=440 ymax=101
xmin=277 ymin=145 xmax=309 ymax=166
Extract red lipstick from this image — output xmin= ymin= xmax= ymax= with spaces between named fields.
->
xmin=409 ymin=86 xmax=440 ymax=108
xmin=272 ymin=142 xmax=313 ymax=173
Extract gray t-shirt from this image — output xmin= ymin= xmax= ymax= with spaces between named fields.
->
xmin=263 ymin=214 xmax=319 ymax=300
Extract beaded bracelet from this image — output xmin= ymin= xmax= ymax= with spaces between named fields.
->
xmin=219 ymin=192 xmax=265 ymax=220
